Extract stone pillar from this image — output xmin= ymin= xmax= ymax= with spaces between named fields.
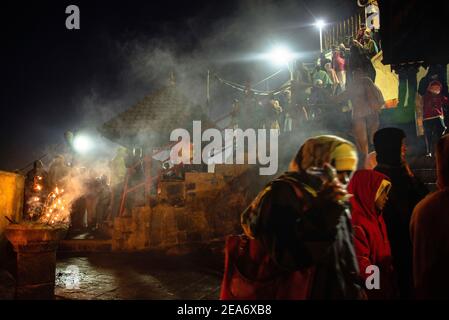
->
xmin=0 ymin=171 xmax=24 ymax=264
xmin=5 ymin=224 xmax=66 ymax=300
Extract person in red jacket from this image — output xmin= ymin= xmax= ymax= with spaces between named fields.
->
xmin=332 ymin=47 xmax=346 ymax=90
xmin=422 ymin=80 xmax=448 ymax=156
xmin=348 ymin=170 xmax=398 ymax=299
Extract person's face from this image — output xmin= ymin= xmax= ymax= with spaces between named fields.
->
xmin=337 ymin=170 xmax=353 ymax=186
xmin=375 ymin=186 xmax=390 ymax=211
xmin=429 ymin=86 xmax=441 ymax=95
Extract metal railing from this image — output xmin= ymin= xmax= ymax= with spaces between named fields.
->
xmin=116 ymin=111 xmax=234 ymax=217
xmin=323 ymin=9 xmax=365 ymax=52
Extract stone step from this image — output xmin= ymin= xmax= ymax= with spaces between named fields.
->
xmin=412 ymin=168 xmax=437 ymax=184
xmin=58 ymin=239 xmax=112 ymax=253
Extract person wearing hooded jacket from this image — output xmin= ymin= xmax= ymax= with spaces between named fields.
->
xmin=373 ymin=128 xmax=429 ymax=299
xmin=410 ymin=134 xmax=449 ymax=299
xmin=334 ymin=69 xmax=384 ymax=163
xmin=421 ymin=80 xmax=448 ymax=156
xmin=332 ymin=48 xmax=346 ymax=91
xmin=239 ymin=135 xmax=364 ymax=299
xmin=348 ymin=170 xmax=398 ymax=299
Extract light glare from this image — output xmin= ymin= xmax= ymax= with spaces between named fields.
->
xmin=268 ymin=46 xmax=294 ymax=66
xmin=315 ymin=19 xmax=325 ymax=29
xmin=73 ymin=135 xmax=93 ymax=153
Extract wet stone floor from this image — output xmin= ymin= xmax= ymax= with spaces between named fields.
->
xmin=55 ymin=248 xmax=224 ymax=300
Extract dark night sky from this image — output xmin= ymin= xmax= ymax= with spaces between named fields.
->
xmin=0 ymin=0 xmax=358 ymax=172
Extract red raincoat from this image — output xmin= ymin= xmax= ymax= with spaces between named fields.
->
xmin=348 ymin=170 xmax=397 ymax=299
xmin=423 ymin=80 xmax=448 ymax=120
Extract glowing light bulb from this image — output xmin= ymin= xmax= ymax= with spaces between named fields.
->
xmin=268 ymin=46 xmax=294 ymax=66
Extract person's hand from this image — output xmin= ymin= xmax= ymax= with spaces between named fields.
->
xmin=312 ymin=164 xmax=350 ymax=230
xmin=353 ymin=39 xmax=362 ymax=48
xmin=318 ymin=178 xmax=349 ymax=203
xmin=317 ymin=163 xmax=350 ymax=202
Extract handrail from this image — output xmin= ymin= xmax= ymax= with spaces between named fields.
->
xmin=116 ymin=110 xmax=234 ymax=216
xmin=323 ymin=9 xmax=365 ymax=51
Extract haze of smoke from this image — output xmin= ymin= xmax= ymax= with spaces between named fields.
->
xmin=39 ymin=0 xmax=336 ymax=176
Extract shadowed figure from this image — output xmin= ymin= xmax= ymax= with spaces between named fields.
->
xmin=373 ymin=128 xmax=428 ymax=299
xmin=411 ymin=134 xmax=449 ymax=299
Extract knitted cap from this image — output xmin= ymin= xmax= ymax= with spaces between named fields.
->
xmin=331 ymin=143 xmax=358 ymax=172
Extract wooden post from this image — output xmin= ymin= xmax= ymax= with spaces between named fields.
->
xmin=332 ymin=24 xmax=336 ymax=47
xmin=344 ymin=19 xmax=347 ymax=39
xmin=144 ymin=156 xmax=152 ymax=207
xmin=118 ymin=169 xmax=130 ymax=217
xmin=351 ymin=16 xmax=355 ymax=38
xmin=324 ymin=30 xmax=328 ymax=51
xmin=339 ymin=22 xmax=343 ymax=44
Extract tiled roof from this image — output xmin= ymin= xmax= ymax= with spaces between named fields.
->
xmin=99 ymin=85 xmax=206 ymax=147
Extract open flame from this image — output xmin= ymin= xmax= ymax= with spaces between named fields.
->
xmin=39 ymin=187 xmax=70 ymax=225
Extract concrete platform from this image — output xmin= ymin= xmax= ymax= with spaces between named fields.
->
xmin=55 ymin=246 xmax=224 ymax=300
xmin=59 ymin=239 xmax=112 ymax=253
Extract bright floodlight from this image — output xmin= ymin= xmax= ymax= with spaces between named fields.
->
xmin=73 ymin=135 xmax=93 ymax=153
xmin=268 ymin=46 xmax=294 ymax=66
xmin=315 ymin=19 xmax=325 ymax=29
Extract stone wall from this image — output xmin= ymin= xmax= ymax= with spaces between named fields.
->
xmin=112 ymin=207 xmax=150 ymax=251
xmin=111 ymin=168 xmax=261 ymax=252
xmin=0 ymin=171 xmax=25 ymax=264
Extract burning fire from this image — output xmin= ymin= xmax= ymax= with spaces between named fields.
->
xmin=39 ymin=186 xmax=70 ymax=225
xmin=33 ymin=175 xmax=43 ymax=191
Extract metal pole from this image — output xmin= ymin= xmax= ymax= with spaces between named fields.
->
xmin=207 ymin=69 xmax=210 ymax=102
xmin=288 ymin=62 xmax=293 ymax=81
xmin=207 ymin=70 xmax=210 ymax=118
xmin=320 ymin=27 xmax=323 ymax=53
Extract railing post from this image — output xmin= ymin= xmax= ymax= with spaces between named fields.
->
xmin=144 ymin=156 xmax=152 ymax=206
xmin=118 ymin=168 xmax=131 ymax=217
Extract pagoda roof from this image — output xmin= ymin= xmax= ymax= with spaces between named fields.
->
xmin=99 ymin=84 xmax=208 ymax=148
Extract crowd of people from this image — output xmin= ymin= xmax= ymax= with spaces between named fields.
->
xmin=221 ymin=25 xmax=449 ymax=300
xmin=230 ymin=24 xmax=448 ymax=165
xmin=223 ymin=130 xmax=449 ymax=300
xmin=19 ymin=21 xmax=449 ymax=298
xmin=23 ymin=154 xmax=112 ymax=231
xmin=230 ymin=25 xmax=388 ymax=166
xmin=22 ymin=139 xmax=143 ymax=233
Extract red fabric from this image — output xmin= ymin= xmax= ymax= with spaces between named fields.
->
xmin=220 ymin=235 xmax=315 ymax=300
xmin=423 ymin=80 xmax=448 ymax=120
xmin=348 ymin=170 xmax=397 ymax=299
xmin=332 ymin=52 xmax=346 ymax=72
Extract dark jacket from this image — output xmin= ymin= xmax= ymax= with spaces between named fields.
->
xmin=374 ymin=164 xmax=428 ymax=298
xmin=422 ymin=80 xmax=448 ymax=120
xmin=347 ymin=45 xmax=376 ymax=83
xmin=410 ymin=134 xmax=449 ymax=299
xmin=241 ymin=171 xmax=363 ymax=299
